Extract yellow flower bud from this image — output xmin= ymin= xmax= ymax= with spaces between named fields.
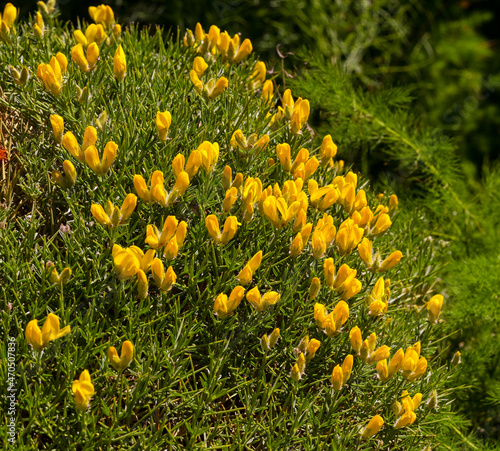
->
xmin=87 ymin=42 xmax=99 ymax=70
xmin=72 ymin=370 xmax=94 ymax=411
xmin=309 ymin=277 xmax=321 ymax=300
xmin=71 ymin=44 xmax=89 ymax=72
xmin=156 ymin=110 xmax=172 ymax=141
xmin=108 ymin=340 xmax=134 ymax=372
xmin=113 ymin=44 xmax=126 ymax=81
xmin=361 ymin=415 xmax=384 ymax=439
xmin=330 ymin=365 xmax=343 ymax=390
xmin=2 ymin=3 xmax=17 ymax=28
xmin=62 ymin=132 xmax=84 ymax=162
xmin=262 ymin=80 xmax=274 ymax=104
xmin=379 ymin=250 xmax=403 ymax=272
xmin=50 ymin=114 xmax=64 ymax=144
xmin=349 ymin=326 xmax=362 ymax=355
xmin=192 ymin=56 xmax=208 ymax=76
xmin=74 ymin=29 xmax=87 ymax=47
xmin=427 ymin=294 xmax=444 ymax=323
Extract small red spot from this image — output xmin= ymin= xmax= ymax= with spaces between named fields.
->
xmin=0 ymin=145 xmax=8 ymax=163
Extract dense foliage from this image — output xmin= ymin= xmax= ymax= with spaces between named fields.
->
xmin=0 ymin=2 xmax=480 ymax=449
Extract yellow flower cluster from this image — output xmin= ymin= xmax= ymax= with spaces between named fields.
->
xmin=269 ymin=89 xmax=310 ymax=135
xmin=36 ymin=53 xmax=67 ymax=96
xmin=184 ymin=23 xmax=252 ymax=63
xmin=9 ymin=1 xmax=450 ymax=432
xmin=330 ymin=355 xmax=353 ymax=390
xmin=393 ymin=391 xmax=422 ymax=429
xmin=314 ymin=301 xmax=349 ymax=337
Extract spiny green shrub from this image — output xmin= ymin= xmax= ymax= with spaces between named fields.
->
xmin=1 ymin=2 xmax=464 ymax=449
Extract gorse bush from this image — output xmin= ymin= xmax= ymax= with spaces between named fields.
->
xmin=0 ymin=2 xmax=466 ymax=449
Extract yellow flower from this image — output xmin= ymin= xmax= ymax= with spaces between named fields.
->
xmin=172 ymin=151 xmax=202 ymax=178
xmin=331 ymin=364 xmax=343 ymax=390
xmin=389 ymin=194 xmax=399 ymax=210
xmin=336 ymin=218 xmax=364 ymax=255
xmin=427 ymin=294 xmax=443 ymax=323
xmin=217 ymin=31 xmax=253 ymax=63
xmin=311 ymin=230 xmax=326 ymax=259
xmin=72 ymin=370 xmax=95 ymax=411
xmin=290 ymin=233 xmax=304 ymax=257
xmin=156 ymin=111 xmax=172 ymax=141
xmin=393 ymin=392 xmax=421 ymax=428
xmin=74 ymin=29 xmax=87 ymax=46
xmin=71 ymin=44 xmax=89 ymax=72
xmin=190 ymin=70 xmax=228 ymax=99
xmin=231 ymin=130 xmax=270 ymax=157
xmin=113 ymin=44 xmax=126 ymax=81
xmin=330 ymin=355 xmax=352 ymax=390
xmin=366 ymin=345 xmax=391 ymax=364
xmin=149 ymin=171 xmax=190 ymax=206
xmin=89 ymin=4 xmax=115 ymax=29
xmin=261 ymin=80 xmax=274 ymax=104
xmin=237 ymin=250 xmax=263 ymax=285
xmin=348 ymin=326 xmax=362 ymax=354
xmin=25 ymin=313 xmax=71 ymax=352
xmin=85 ymin=23 xmax=107 ymax=46
xmin=290 ymin=363 xmax=302 ymax=381
xmin=378 ymin=250 xmax=402 ymax=271
xmin=33 ymin=12 xmax=44 ymax=39
xmin=370 ymin=210 xmax=392 ymax=236
xmin=205 ymin=215 xmax=239 ymax=245
xmin=136 ymin=269 xmax=148 ymax=300
xmin=87 ymin=42 xmax=99 ymax=69
xmin=84 ymin=141 xmax=117 ymax=174
xmin=50 ymin=114 xmax=64 ymax=144
xmin=151 ymin=258 xmax=177 ymax=291
xmin=91 ymin=194 xmax=136 ymax=228
xmin=276 ymin=143 xmax=292 ymax=172
xmin=108 ymin=340 xmax=134 ymax=372
xmin=290 ymin=98 xmax=310 ymax=134
xmin=52 ymin=160 xmax=77 ymax=189
xmin=401 ymin=343 xmax=428 ymax=381
xmin=388 ymin=348 xmax=404 ymax=376
xmin=320 ymin=135 xmax=337 ymax=166
xmin=315 ymin=301 xmax=349 ymax=337
xmin=133 ymin=171 xmax=165 ymax=204
xmin=246 ymin=286 xmax=281 ymax=312
xmin=261 ymin=328 xmax=280 ymax=351
xmin=146 ymin=216 xmax=180 ymax=247
xmin=36 ymin=57 xmax=63 ymax=96
xmin=223 ymin=187 xmax=238 ymax=213
xmin=48 ymin=266 xmax=72 ymax=284
xmin=333 ymin=264 xmax=362 ymax=300
xmin=262 ymin=195 xmax=301 ymax=229
xmin=306 ymin=338 xmax=321 ymax=361
xmin=361 ymin=415 xmax=384 ymax=439
xmin=112 ymin=244 xmax=155 ymax=280
xmin=322 ymin=258 xmax=334 ymax=288
xmin=1 ymin=3 xmax=17 ymax=28
xmin=192 ymin=56 xmax=208 ymax=76
xmin=376 ymin=359 xmax=389 ymax=382
xmin=366 ymin=277 xmax=388 ymax=317
xmin=62 ymin=131 xmax=84 ymax=162
xmin=197 ymin=141 xmax=219 ymax=172
xmin=358 ymin=238 xmax=373 ymax=267
xmin=249 ymin=61 xmax=266 ymax=89
xmin=214 ymin=286 xmax=245 ymax=318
